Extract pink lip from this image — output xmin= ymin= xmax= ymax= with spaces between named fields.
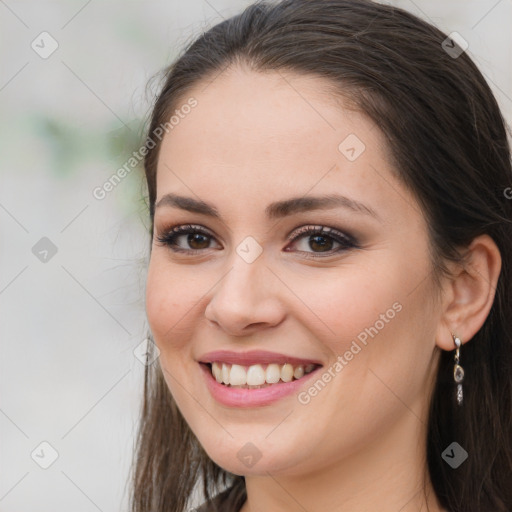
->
xmin=199 ymin=362 xmax=323 ymax=408
xmin=198 ymin=349 xmax=323 ymax=367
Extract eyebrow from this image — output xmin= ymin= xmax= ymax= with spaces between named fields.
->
xmin=154 ymin=193 xmax=380 ymax=220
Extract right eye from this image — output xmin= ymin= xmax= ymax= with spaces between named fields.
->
xmin=155 ymin=224 xmax=222 ymax=254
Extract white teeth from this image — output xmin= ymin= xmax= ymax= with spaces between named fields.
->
xmin=222 ymin=363 xmax=230 ymax=384
xmin=265 ymin=364 xmax=281 ymax=384
xmin=246 ymin=364 xmax=266 ymax=386
xmin=293 ymin=366 xmax=305 ymax=379
xmin=212 ymin=362 xmax=222 ymax=383
xmin=281 ymin=363 xmax=294 ymax=382
xmin=229 ymin=364 xmax=246 ymax=386
xmin=209 ymin=361 xmax=317 ymax=386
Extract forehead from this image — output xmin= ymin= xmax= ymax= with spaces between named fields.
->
xmin=161 ymin=67 xmax=369 ymax=161
xmin=155 ymin=67 xmax=418 ymax=226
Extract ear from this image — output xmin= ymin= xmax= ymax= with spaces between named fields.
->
xmin=435 ymin=234 xmax=502 ymax=351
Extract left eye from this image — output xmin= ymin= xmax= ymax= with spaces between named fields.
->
xmin=285 ymin=225 xmax=357 ymax=257
xmin=155 ymin=224 xmax=358 ymax=258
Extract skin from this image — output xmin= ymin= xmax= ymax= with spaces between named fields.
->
xmin=145 ymin=65 xmax=501 ymax=512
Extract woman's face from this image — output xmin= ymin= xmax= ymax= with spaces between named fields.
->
xmin=146 ymin=68 xmax=442 ymax=477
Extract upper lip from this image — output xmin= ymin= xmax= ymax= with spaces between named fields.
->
xmin=198 ymin=350 xmax=323 ymax=367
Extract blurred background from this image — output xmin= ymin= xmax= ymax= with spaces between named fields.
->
xmin=1 ymin=1 xmax=511 ymax=510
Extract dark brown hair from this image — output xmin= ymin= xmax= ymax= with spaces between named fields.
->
xmin=130 ymin=1 xmax=512 ymax=511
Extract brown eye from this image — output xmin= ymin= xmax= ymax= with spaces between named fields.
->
xmin=155 ymin=224 xmax=221 ymax=253
xmin=155 ymin=223 xmax=358 ymax=259
xmin=308 ymin=234 xmax=335 ymax=252
xmin=285 ymin=225 xmax=358 ymax=258
xmin=187 ymin=233 xmax=211 ymax=250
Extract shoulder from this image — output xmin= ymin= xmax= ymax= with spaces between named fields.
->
xmin=195 ymin=482 xmax=247 ymax=512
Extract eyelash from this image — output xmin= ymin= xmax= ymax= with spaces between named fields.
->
xmin=155 ymin=223 xmax=359 ymax=259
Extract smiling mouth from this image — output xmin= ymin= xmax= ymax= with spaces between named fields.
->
xmin=204 ymin=362 xmax=321 ymax=389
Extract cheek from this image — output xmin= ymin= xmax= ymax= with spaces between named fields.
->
xmin=285 ymin=261 xmax=407 ymax=353
xmin=300 ymin=255 xmax=437 ymax=415
xmin=146 ymin=260 xmax=172 ymax=338
xmin=145 ymin=256 xmax=199 ymax=346
xmin=145 ymin=257 xmax=205 ymax=405
xmin=285 ymin=250 xmax=437 ymax=405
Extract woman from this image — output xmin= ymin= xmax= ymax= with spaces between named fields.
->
xmin=130 ymin=1 xmax=512 ymax=511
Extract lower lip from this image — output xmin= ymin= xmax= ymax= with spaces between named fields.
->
xmin=199 ymin=363 xmax=322 ymax=407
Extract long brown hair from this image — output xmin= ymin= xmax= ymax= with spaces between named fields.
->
xmin=130 ymin=1 xmax=512 ymax=511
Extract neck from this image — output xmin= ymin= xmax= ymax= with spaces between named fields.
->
xmin=240 ymin=410 xmax=447 ymax=512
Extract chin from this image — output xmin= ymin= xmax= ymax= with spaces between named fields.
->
xmin=198 ymin=435 xmax=305 ymax=477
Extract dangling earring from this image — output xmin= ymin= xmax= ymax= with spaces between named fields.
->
xmin=452 ymin=334 xmax=464 ymax=406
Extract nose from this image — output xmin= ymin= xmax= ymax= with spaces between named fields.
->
xmin=204 ymin=252 xmax=286 ymax=336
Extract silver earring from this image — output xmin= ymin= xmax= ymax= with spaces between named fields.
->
xmin=453 ymin=334 xmax=464 ymax=406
